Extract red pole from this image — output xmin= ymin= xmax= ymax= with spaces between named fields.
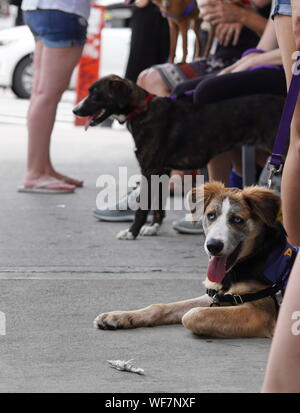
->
xmin=74 ymin=3 xmax=105 ymax=126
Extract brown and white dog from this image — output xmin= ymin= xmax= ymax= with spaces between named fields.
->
xmin=153 ymin=0 xmax=204 ymax=62
xmin=94 ymin=182 xmax=297 ymax=338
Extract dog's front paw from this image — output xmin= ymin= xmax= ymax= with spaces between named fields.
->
xmin=94 ymin=311 xmax=135 ymax=330
xmin=116 ymin=228 xmax=135 ymax=240
xmin=140 ymin=223 xmax=160 ymax=236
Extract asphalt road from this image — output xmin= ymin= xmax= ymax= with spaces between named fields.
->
xmin=0 ymin=92 xmax=271 ymax=393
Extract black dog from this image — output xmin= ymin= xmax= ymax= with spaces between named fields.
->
xmin=73 ymin=74 xmax=284 ymax=240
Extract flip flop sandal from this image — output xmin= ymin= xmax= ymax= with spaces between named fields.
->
xmin=60 ymin=176 xmax=84 ymax=187
xmin=18 ymin=179 xmax=76 ymax=194
xmin=63 ymin=180 xmax=84 ymax=188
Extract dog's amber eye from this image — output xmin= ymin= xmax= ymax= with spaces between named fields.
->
xmin=231 ymin=216 xmax=244 ymax=224
xmin=207 ymin=212 xmax=216 ymax=221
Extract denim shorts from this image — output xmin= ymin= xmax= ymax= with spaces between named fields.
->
xmin=271 ymin=0 xmax=292 ymax=18
xmin=23 ymin=9 xmax=88 ymax=48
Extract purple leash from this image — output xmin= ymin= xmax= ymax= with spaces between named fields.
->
xmin=162 ymin=0 xmax=197 ymax=19
xmin=268 ymin=54 xmax=300 ymax=188
xmin=169 ymin=89 xmax=195 ymax=100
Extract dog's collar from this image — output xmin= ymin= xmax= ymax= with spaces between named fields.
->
xmin=206 ymin=241 xmax=299 ymax=309
xmin=207 ymin=285 xmax=282 ymax=310
xmin=126 ymin=94 xmax=156 ymax=121
xmin=162 ymin=0 xmax=197 ymax=19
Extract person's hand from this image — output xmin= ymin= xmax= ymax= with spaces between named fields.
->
xmin=200 ymin=0 xmax=244 ymax=25
xmin=217 ymin=52 xmax=262 ymax=75
xmin=215 ymin=23 xmax=242 ymax=46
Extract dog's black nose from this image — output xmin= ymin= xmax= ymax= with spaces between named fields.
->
xmin=73 ymin=106 xmax=80 ymax=116
xmin=206 ymin=239 xmax=224 ymax=255
xmin=73 ymin=100 xmax=84 ymax=116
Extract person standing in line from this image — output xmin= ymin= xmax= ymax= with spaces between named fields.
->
xmin=124 ymin=0 xmax=169 ymax=83
xmin=9 ymin=0 xmax=24 ymax=26
xmin=262 ymin=0 xmax=300 ymax=393
xmin=19 ymin=0 xmax=92 ymax=194
xmin=270 ymin=0 xmax=300 ymax=246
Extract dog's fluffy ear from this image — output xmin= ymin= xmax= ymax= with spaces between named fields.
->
xmin=107 ymin=77 xmax=132 ymax=109
xmin=242 ymin=186 xmax=281 ymax=227
xmin=187 ymin=181 xmax=225 ymax=223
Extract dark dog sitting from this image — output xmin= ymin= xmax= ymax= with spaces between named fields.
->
xmin=73 ymin=74 xmax=284 ymax=240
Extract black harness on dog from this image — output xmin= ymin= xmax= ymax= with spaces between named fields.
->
xmin=207 ymin=241 xmax=299 ymax=311
xmin=206 ymin=284 xmax=282 ymax=311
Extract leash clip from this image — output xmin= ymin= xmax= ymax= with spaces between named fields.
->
xmin=267 ymin=163 xmax=283 ymax=189
xmin=274 ymin=289 xmax=283 ymax=307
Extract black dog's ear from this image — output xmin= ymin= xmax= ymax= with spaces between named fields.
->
xmin=107 ymin=78 xmax=132 ymax=109
xmin=242 ymin=186 xmax=281 ymax=227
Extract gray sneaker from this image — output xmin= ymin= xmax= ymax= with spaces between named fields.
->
xmin=93 ymin=185 xmax=141 ymax=222
xmin=93 ymin=184 xmax=154 ymax=222
xmin=93 ymin=208 xmax=135 ymax=222
xmin=172 ymin=215 xmax=204 ymax=234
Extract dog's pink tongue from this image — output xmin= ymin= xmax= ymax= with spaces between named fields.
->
xmin=84 ymin=117 xmax=93 ymax=131
xmin=207 ymin=256 xmax=227 ymax=283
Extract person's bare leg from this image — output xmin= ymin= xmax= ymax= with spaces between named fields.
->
xmin=255 ymin=149 xmax=269 ymax=168
xmin=262 ymin=252 xmax=300 ymax=392
xmin=137 ymin=68 xmax=171 ymax=96
xmin=230 ymin=148 xmax=242 ymax=175
xmin=207 ymin=151 xmax=232 ymax=185
xmin=24 ymin=45 xmax=84 ymax=189
xmin=274 ymin=15 xmax=300 ymax=245
xmin=208 ymin=149 xmax=269 ymax=186
xmin=29 ymin=40 xmax=43 ymax=104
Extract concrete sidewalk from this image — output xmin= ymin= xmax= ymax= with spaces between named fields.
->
xmin=0 ymin=122 xmax=270 ymax=393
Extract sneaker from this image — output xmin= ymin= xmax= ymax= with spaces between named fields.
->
xmin=172 ymin=215 xmax=204 ymax=234
xmin=93 ymin=185 xmax=141 ymax=222
xmin=93 ymin=184 xmax=154 ymax=222
xmin=93 ymin=207 xmax=135 ymax=222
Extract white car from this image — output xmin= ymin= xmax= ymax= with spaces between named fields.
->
xmin=0 ymin=1 xmax=132 ymax=98
xmin=0 ymin=24 xmax=35 ymax=98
